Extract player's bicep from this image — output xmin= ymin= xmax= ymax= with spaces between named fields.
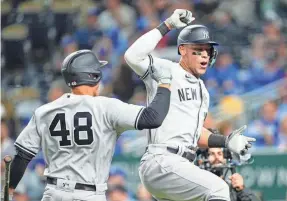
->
xmin=15 ymin=115 xmax=40 ymax=157
xmin=125 ymin=53 xmax=152 ymax=79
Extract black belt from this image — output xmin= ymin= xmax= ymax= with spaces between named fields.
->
xmin=46 ymin=177 xmax=96 ymax=191
xmin=167 ymin=147 xmax=196 ymax=162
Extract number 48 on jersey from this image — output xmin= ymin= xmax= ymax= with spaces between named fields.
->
xmin=49 ymin=112 xmax=94 ymax=147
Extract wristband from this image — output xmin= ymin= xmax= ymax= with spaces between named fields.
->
xmin=156 ymin=22 xmax=170 ymax=36
xmin=208 ymin=134 xmax=227 ymax=148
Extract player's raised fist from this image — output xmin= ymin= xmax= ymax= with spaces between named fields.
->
xmin=165 ymin=9 xmax=195 ymax=29
xmin=225 ymin=125 xmax=256 ymax=155
xmin=149 ymin=64 xmax=172 ymax=85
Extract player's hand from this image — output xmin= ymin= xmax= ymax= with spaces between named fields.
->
xmin=225 ymin=125 xmax=256 ymax=155
xmin=165 ymin=9 xmax=195 ymax=29
xmin=229 ymin=173 xmax=244 ymax=191
xmin=149 ymin=64 xmax=172 ymax=85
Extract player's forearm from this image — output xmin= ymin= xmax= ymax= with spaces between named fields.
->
xmin=124 ymin=27 xmax=165 ymax=76
xmin=198 ymin=128 xmax=212 ymax=148
xmin=198 ymin=127 xmax=227 ymax=148
xmin=9 ymin=148 xmax=33 ymax=189
xmin=137 ymin=86 xmax=171 ymax=130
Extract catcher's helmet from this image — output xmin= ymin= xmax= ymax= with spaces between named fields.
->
xmin=177 ymin=25 xmax=219 ymax=66
xmin=61 ymin=50 xmax=108 ymax=87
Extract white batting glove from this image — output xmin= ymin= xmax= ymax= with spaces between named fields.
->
xmin=149 ymin=64 xmax=172 ymax=85
xmin=165 ymin=9 xmax=195 ymax=29
xmin=225 ymin=125 xmax=256 ymax=156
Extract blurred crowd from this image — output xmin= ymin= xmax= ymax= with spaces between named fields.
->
xmin=1 ymin=0 xmax=287 ymax=200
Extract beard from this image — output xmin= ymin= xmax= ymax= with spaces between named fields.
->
xmin=210 ymin=162 xmax=225 ymax=177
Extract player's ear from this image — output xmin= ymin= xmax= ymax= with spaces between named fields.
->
xmin=179 ymin=45 xmax=186 ymax=56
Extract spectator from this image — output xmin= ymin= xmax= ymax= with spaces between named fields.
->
xmin=112 ymin=63 xmax=135 ymax=102
xmin=137 ymin=183 xmax=155 ymax=201
xmin=193 ymin=0 xmax=220 ymax=22
xmin=135 ymin=0 xmax=170 ymax=48
xmin=98 ymin=0 xmax=136 ymax=38
xmin=136 ymin=0 xmax=160 ymax=33
xmin=108 ymin=166 xmax=127 ymax=187
xmin=92 ymin=38 xmax=127 ymax=90
xmin=250 ymin=34 xmax=266 ymax=70
xmin=216 ymin=0 xmax=257 ymax=27
xmin=53 ymin=35 xmax=79 ymax=73
xmin=74 ymin=7 xmax=103 ymax=49
xmin=208 ymin=10 xmax=246 ymax=47
xmin=258 ymin=0 xmax=281 ymax=21
xmin=107 ymin=185 xmax=135 ymax=201
xmin=108 ymin=166 xmax=137 ymax=200
xmin=61 ymin=35 xmax=78 ymax=57
xmin=262 ymin=21 xmax=283 ymax=43
xmin=169 ymin=0 xmax=193 ymax=11
xmin=245 ymin=101 xmax=280 ymax=147
xmin=277 ymin=82 xmax=287 ymax=121
xmin=203 ymin=49 xmax=242 ymax=105
xmin=207 ymin=148 xmax=260 ymax=201
xmin=129 ymin=87 xmax=146 ymax=106
xmin=278 ymin=116 xmax=287 ymax=151
xmin=249 ymin=49 xmax=285 ymax=88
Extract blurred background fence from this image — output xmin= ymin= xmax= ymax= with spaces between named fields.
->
xmin=1 ymin=0 xmax=287 ymax=201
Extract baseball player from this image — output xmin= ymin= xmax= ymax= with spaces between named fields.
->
xmin=124 ymin=9 xmax=256 ymax=201
xmin=7 ymin=50 xmax=172 ymax=201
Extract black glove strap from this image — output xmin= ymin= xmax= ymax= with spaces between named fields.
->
xmin=156 ymin=22 xmax=170 ymax=36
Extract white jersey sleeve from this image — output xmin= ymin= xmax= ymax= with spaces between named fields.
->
xmin=107 ymin=99 xmax=144 ymax=134
xmin=124 ymin=28 xmax=163 ymax=79
xmin=14 ymin=115 xmax=40 ymax=157
xmin=124 ymin=27 xmax=174 ymax=100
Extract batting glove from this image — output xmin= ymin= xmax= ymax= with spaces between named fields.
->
xmin=165 ymin=9 xmax=195 ymax=29
xmin=225 ymin=125 xmax=256 ymax=156
xmin=149 ymin=64 xmax=172 ymax=85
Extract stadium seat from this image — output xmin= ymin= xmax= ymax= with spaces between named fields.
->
xmin=51 ymin=0 xmax=78 ymax=44
xmin=17 ymin=1 xmax=54 ymax=63
xmin=1 ymin=2 xmax=12 ymax=28
xmin=1 ymin=24 xmax=29 ymax=70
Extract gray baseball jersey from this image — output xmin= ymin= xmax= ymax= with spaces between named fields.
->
xmin=125 ymin=30 xmax=209 ymax=148
xmin=143 ymin=59 xmax=209 ymax=147
xmin=15 ymin=93 xmax=144 ymax=185
xmin=125 ymin=28 xmax=230 ymax=201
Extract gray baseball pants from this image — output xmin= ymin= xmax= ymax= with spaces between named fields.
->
xmin=139 ymin=144 xmax=230 ymax=201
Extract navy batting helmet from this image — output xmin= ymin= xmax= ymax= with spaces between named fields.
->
xmin=177 ymin=25 xmax=219 ymax=66
xmin=61 ymin=50 xmax=108 ymax=87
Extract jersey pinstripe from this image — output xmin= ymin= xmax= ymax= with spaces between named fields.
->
xmin=142 ymin=56 xmax=210 ymax=148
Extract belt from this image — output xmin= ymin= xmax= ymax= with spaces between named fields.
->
xmin=46 ymin=177 xmax=96 ymax=191
xmin=167 ymin=146 xmax=196 ymax=162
